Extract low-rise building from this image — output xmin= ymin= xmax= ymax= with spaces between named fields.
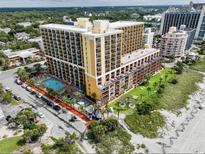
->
xmin=17 ymin=22 xmax=32 ymax=27
xmin=28 ymin=36 xmax=44 ymax=51
xmin=14 ymin=32 xmax=30 ymax=41
xmin=0 ymin=27 xmax=11 ymax=34
xmin=2 ymin=48 xmax=40 ymax=67
xmin=160 ymin=27 xmax=188 ymax=58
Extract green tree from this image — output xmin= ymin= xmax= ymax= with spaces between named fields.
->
xmin=137 ymin=101 xmax=154 ymax=115
xmin=53 ymin=133 xmax=82 ymax=154
xmin=101 ymin=118 xmax=118 ymax=131
xmin=33 ymin=63 xmax=43 ymax=73
xmin=3 ymin=91 xmax=14 ymax=103
xmin=17 ymin=67 xmax=28 ymax=81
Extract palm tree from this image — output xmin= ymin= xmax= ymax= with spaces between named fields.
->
xmin=165 ymin=74 xmax=168 ymax=82
xmin=153 ymin=82 xmax=158 ymax=90
xmin=101 ymin=108 xmax=106 ymax=119
xmin=115 ymin=108 xmax=125 ymax=119
xmin=159 ymin=77 xmax=163 ymax=85
xmin=34 ymin=63 xmax=42 ymax=73
xmin=147 ymin=87 xmax=151 ymax=96
xmin=105 ymin=105 xmax=110 ymax=118
xmin=140 ymin=93 xmax=144 ymax=101
xmin=17 ymin=67 xmax=28 ymax=81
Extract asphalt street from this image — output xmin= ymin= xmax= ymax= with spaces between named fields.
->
xmin=0 ymin=66 xmax=86 ymax=136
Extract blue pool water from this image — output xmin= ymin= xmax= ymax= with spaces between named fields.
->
xmin=43 ymin=79 xmax=65 ymax=91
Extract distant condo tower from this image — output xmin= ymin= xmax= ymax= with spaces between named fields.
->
xmin=159 ymin=7 xmax=200 ymax=35
xmin=160 ymin=2 xmax=205 ymax=40
xmin=160 ymin=27 xmax=188 ymax=58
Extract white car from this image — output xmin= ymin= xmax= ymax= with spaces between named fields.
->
xmin=26 ymin=86 xmax=33 ymax=92
xmin=21 ymin=84 xmax=27 ymax=88
xmin=5 ymin=87 xmax=11 ymax=91
xmin=38 ymin=112 xmax=45 ymax=118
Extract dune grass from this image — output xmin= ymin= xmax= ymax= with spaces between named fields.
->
xmin=158 ymin=69 xmax=204 ymax=111
xmin=125 ymin=111 xmax=165 ymax=138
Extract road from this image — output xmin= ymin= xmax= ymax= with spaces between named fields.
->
xmin=0 ymin=64 xmax=95 ymax=153
xmin=0 ymin=65 xmax=86 ymax=135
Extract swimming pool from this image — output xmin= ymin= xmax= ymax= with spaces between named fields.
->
xmin=43 ymin=79 xmax=65 ymax=91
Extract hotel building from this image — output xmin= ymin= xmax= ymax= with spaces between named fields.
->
xmin=40 ymin=18 xmax=161 ymax=104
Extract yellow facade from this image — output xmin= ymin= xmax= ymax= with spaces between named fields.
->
xmin=85 ymin=75 xmax=102 ymax=100
xmin=117 ymin=24 xmax=144 ymax=55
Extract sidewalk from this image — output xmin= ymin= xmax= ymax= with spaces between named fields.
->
xmin=31 ymin=86 xmax=92 ymax=125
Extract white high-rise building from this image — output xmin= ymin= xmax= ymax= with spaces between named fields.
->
xmin=160 ymin=27 xmax=188 ymax=58
xmin=143 ymin=28 xmax=154 ymax=47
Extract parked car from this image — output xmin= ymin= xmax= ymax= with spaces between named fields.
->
xmin=69 ymin=115 xmax=77 ymax=122
xmin=53 ymin=105 xmax=61 ymax=111
xmin=30 ymin=91 xmax=36 ymax=95
xmin=199 ymin=105 xmax=204 ymax=110
xmin=47 ymin=101 xmax=54 ymax=107
xmin=21 ymin=84 xmax=27 ymax=88
xmin=35 ymin=93 xmax=42 ymax=98
xmin=62 ymin=108 xmax=67 ymax=113
xmin=38 ymin=112 xmax=45 ymax=118
xmin=5 ymin=87 xmax=11 ymax=91
xmin=13 ymin=95 xmax=21 ymax=101
xmin=26 ymin=86 xmax=33 ymax=92
xmin=15 ymin=79 xmax=23 ymax=85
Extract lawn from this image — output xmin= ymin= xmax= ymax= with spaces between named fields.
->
xmin=158 ymin=69 xmax=204 ymax=111
xmin=0 ymin=136 xmax=23 ymax=153
xmin=109 ymin=68 xmax=175 ymax=113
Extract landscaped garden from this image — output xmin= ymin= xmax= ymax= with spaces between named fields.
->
xmin=109 ymin=68 xmax=175 ymax=113
xmin=109 ymin=65 xmax=204 ymax=138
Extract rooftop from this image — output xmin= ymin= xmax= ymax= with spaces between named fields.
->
xmin=82 ymin=29 xmax=122 ymax=37
xmin=165 ymin=6 xmax=200 ymax=13
xmin=121 ymin=48 xmax=159 ymax=65
xmin=109 ymin=21 xmax=144 ymax=29
xmin=3 ymin=48 xmax=39 ymax=58
xmin=40 ymin=24 xmax=88 ymax=33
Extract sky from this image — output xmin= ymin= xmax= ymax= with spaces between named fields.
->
xmin=0 ymin=0 xmax=204 ymax=7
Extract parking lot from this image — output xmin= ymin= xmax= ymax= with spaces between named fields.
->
xmin=0 ymin=68 xmax=86 ymax=135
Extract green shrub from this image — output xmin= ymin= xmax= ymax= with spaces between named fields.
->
xmin=171 ymin=78 xmax=178 ymax=84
